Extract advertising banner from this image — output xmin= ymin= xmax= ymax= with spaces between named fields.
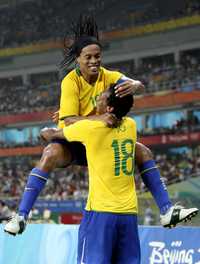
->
xmin=35 ymin=199 xmax=86 ymax=213
xmin=0 ymin=225 xmax=200 ymax=264
xmin=140 ymin=226 xmax=200 ymax=264
xmin=140 ymin=132 xmax=200 ymax=146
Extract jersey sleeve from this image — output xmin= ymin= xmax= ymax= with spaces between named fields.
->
xmin=63 ymin=120 xmax=90 ymax=143
xmin=59 ymin=76 xmax=79 ymax=119
xmin=110 ymin=71 xmax=123 ymax=84
xmin=116 ymin=75 xmax=132 ymax=85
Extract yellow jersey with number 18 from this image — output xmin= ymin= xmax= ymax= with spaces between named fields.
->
xmin=59 ymin=67 xmax=122 ymax=128
xmin=63 ymin=117 xmax=138 ymax=214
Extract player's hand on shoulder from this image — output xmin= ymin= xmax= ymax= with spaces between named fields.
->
xmin=115 ymin=79 xmax=144 ymax=97
xmin=52 ymin=110 xmax=59 ymax=124
xmin=40 ymin=127 xmax=58 ymax=142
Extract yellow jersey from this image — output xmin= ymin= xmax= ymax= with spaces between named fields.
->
xmin=63 ymin=117 xmax=138 ymax=214
xmin=59 ymin=67 xmax=122 ymax=128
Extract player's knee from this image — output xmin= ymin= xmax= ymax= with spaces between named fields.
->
xmin=135 ymin=142 xmax=153 ymax=166
xmin=39 ymin=144 xmax=63 ymax=170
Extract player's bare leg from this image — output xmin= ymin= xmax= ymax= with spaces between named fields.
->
xmin=135 ymin=142 xmax=153 ymax=166
xmin=37 ymin=143 xmax=72 ymax=172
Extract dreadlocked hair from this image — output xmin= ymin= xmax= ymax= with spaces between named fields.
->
xmin=73 ymin=14 xmax=99 ymax=41
xmin=60 ymin=14 xmax=101 ymax=71
xmin=107 ymin=84 xmax=134 ymax=120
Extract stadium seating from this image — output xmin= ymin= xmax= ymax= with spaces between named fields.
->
xmin=0 ymin=0 xmax=199 ymax=48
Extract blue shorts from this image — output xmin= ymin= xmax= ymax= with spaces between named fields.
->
xmin=77 ymin=210 xmax=141 ymax=264
xmin=51 ymin=139 xmax=87 ymax=166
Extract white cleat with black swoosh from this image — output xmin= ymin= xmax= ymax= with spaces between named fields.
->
xmin=160 ymin=204 xmax=198 ymax=228
xmin=4 ymin=214 xmax=27 ymax=236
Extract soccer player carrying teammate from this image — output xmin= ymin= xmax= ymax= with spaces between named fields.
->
xmin=36 ymin=85 xmax=140 ymax=264
xmin=4 ymin=15 xmax=198 ymax=235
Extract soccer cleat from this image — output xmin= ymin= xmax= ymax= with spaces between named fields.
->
xmin=4 ymin=214 xmax=27 ymax=236
xmin=160 ymin=204 xmax=199 ymax=228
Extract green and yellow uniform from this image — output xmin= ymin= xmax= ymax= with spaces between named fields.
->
xmin=59 ymin=67 xmax=122 ymax=128
xmin=63 ymin=117 xmax=137 ymax=214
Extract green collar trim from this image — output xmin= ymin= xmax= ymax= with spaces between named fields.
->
xmin=75 ymin=67 xmax=81 ymax=76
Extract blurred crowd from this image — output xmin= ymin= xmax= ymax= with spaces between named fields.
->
xmin=0 ymin=147 xmax=200 ymax=202
xmin=0 ymin=155 xmax=88 ymax=222
xmin=109 ymin=50 xmax=200 ymax=94
xmin=0 ymin=157 xmax=88 ymax=200
xmin=134 ymin=147 xmax=200 ymax=192
xmin=0 ymin=49 xmax=200 ymax=115
xmin=135 ymin=60 xmax=200 ymax=94
xmin=0 ymin=0 xmax=199 ymax=48
xmin=0 ymin=79 xmax=60 ymax=114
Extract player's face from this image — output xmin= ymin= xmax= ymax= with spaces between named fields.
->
xmin=77 ymin=44 xmax=101 ymax=78
xmin=96 ymin=91 xmax=109 ymax=114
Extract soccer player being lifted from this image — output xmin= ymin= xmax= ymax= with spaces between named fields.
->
xmin=4 ymin=15 xmax=198 ymax=235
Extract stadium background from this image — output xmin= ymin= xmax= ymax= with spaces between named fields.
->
xmin=0 ymin=0 xmax=200 ymax=263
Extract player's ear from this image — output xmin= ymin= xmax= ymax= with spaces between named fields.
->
xmin=76 ymin=57 xmax=80 ymax=65
xmin=107 ymin=106 xmax=114 ymax=113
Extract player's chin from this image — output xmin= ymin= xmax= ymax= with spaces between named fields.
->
xmin=88 ymin=67 xmax=100 ymax=75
